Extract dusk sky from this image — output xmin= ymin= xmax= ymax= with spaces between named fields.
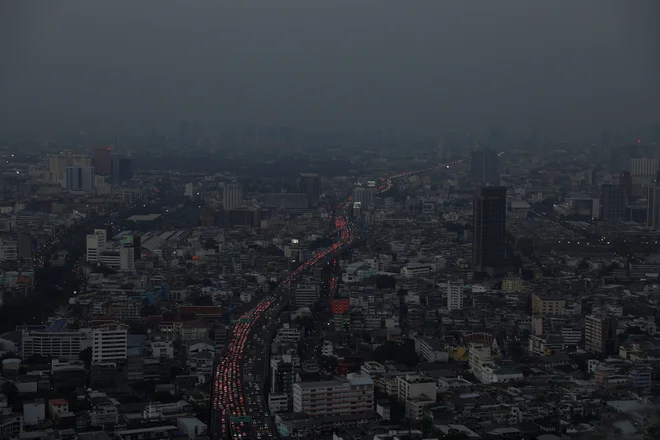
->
xmin=1 ymin=0 xmax=658 ymax=137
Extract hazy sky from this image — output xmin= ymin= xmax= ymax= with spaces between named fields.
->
xmin=1 ymin=0 xmax=658 ymax=137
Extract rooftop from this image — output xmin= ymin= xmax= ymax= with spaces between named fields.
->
xmin=127 ymin=213 xmax=162 ymax=222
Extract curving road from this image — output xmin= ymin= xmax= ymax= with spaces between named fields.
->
xmin=211 ymin=214 xmax=352 ymax=439
xmin=210 ymin=158 xmax=470 ymax=439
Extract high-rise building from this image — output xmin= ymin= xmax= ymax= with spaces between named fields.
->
xmin=647 ymin=186 xmax=660 ymax=228
xmin=222 ymin=183 xmax=243 ymax=210
xmin=294 ymin=284 xmax=320 ymax=308
xmin=86 ymin=229 xmax=107 ymax=263
xmin=120 ymin=247 xmax=135 ymax=272
xmin=396 ymin=374 xmax=437 ymax=402
xmin=351 ymin=201 xmax=362 ymax=219
xmin=446 ymin=279 xmax=464 ymax=311
xmin=297 ymin=173 xmax=322 ymax=206
xmin=352 ymin=186 xmax=375 ymax=210
xmin=292 ymin=374 xmax=373 ymax=417
xmin=531 ymin=294 xmax=565 ymax=316
xmin=66 ymin=166 xmax=95 ymax=192
xmin=119 ymin=233 xmax=140 ymax=267
xmin=630 ymin=157 xmax=659 ymax=186
xmin=630 ymin=157 xmax=658 ymax=185
xmin=472 ymin=186 xmax=507 ymax=272
xmin=619 ymin=171 xmax=632 ymax=199
xmin=48 ymin=154 xmax=69 ymax=187
xmin=601 ymin=184 xmax=627 ymax=222
xmin=65 ymin=167 xmax=79 ymax=191
xmin=270 ymin=354 xmax=299 ymax=397
xmin=585 ymin=314 xmax=618 ymax=355
xmin=93 ymin=147 xmax=112 ymax=174
xmin=470 ymin=148 xmax=500 ymax=185
xmin=630 ymin=366 xmax=653 ymax=391
xmin=111 ymin=156 xmax=133 ymax=182
xmin=49 ymin=151 xmax=92 ymax=187
xmin=92 ymin=323 xmax=128 ymax=364
xmin=184 ymin=183 xmax=194 ymax=198
xmin=22 ymin=325 xmax=89 ymax=360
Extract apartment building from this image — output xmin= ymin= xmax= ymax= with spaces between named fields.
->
xmin=92 ymin=323 xmax=129 ymax=364
xmin=469 ymin=344 xmax=523 ymax=384
xmin=22 ymin=327 xmax=90 ymax=360
xmin=417 ymin=338 xmax=449 ymax=363
xmin=271 ymin=354 xmax=300 ymax=396
xmin=275 ymin=324 xmax=301 ymax=344
xmin=585 ymin=314 xmax=618 ymax=355
xmin=292 ymin=373 xmax=374 ymax=417
xmin=468 ymin=344 xmax=494 ymax=383
xmin=294 ymin=284 xmax=319 ymax=307
xmin=532 ymin=294 xmax=565 ymax=316
xmin=446 ymin=279 xmax=464 ymax=311
xmin=86 ymin=229 xmax=107 ymax=263
xmin=400 ymin=263 xmax=432 ymax=279
xmin=396 ymin=374 xmax=437 ymax=403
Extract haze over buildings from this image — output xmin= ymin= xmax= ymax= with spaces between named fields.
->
xmin=1 ymin=0 xmax=658 ymax=137
xmin=0 ymin=2 xmax=659 ymax=440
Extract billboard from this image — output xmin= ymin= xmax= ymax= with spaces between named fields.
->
xmin=121 ymin=235 xmax=134 ymax=248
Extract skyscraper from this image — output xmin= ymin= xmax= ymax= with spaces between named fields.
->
xmin=619 ymin=171 xmax=632 ymax=199
xmin=647 ymin=185 xmax=660 ymax=228
xmin=601 ymin=184 xmax=627 ymax=222
xmin=270 ymin=354 xmax=299 ymax=396
xmin=473 ymin=186 xmax=507 ymax=273
xmin=111 ymin=156 xmax=133 ymax=182
xmin=629 ymin=157 xmax=659 ymax=186
xmin=49 ymin=151 xmax=93 ymax=187
xmin=86 ymin=229 xmax=107 ymax=264
xmin=352 ymin=186 xmax=375 ymax=210
xmin=184 ymin=183 xmax=194 ymax=198
xmin=585 ymin=314 xmax=618 ymax=355
xmin=297 ymin=173 xmax=321 ymax=206
xmin=66 ymin=166 xmax=95 ymax=192
xmin=223 ymin=183 xmax=243 ymax=210
xmin=48 ymin=154 xmax=69 ymax=187
xmin=471 ymin=148 xmax=500 ymax=185
xmin=447 ymin=278 xmax=464 ymax=311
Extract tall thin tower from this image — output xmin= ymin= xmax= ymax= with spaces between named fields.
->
xmin=473 ymin=186 xmax=507 ymax=273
